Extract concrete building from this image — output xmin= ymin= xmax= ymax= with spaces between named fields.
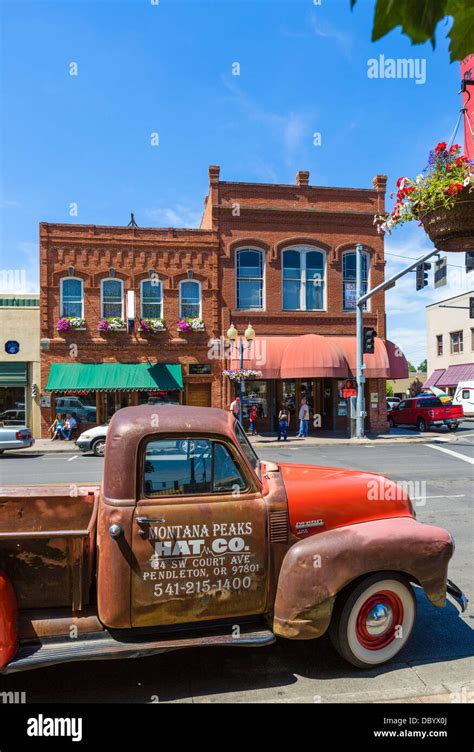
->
xmin=425 ymin=291 xmax=474 ymax=395
xmin=0 ymin=294 xmax=42 ymax=437
xmin=39 ymin=166 xmax=407 ymax=437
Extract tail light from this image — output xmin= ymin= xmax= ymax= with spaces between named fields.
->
xmin=429 ymin=410 xmax=435 ymax=418
xmin=15 ymin=430 xmax=30 ymax=440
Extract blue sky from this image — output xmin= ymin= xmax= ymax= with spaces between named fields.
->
xmin=1 ymin=0 xmax=472 ymax=365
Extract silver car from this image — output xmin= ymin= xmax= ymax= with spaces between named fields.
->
xmin=0 ymin=425 xmax=34 ymax=453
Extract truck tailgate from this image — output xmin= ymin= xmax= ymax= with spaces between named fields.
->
xmin=0 ymin=485 xmax=99 ymax=610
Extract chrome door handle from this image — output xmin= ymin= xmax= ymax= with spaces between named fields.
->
xmin=136 ymin=516 xmax=166 ymax=524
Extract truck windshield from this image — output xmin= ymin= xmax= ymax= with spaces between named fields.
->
xmin=234 ymin=421 xmax=261 ymax=480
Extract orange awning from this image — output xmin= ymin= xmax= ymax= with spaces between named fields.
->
xmin=229 ymin=335 xmax=407 ymax=380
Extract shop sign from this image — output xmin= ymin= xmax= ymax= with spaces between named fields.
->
xmin=4 ymin=340 xmax=20 ymax=355
xmin=40 ymin=395 xmax=51 ymax=408
xmin=189 ymin=364 xmax=211 ymax=375
xmin=344 ymin=283 xmax=357 ymax=309
xmin=370 ymin=392 xmax=379 ymax=406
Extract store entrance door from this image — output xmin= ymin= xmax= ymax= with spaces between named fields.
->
xmin=186 ymin=382 xmax=212 ymax=407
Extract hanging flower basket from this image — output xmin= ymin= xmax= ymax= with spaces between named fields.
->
xmin=140 ymin=318 xmax=166 ymax=335
xmin=56 ymin=317 xmax=85 ymax=332
xmin=98 ymin=317 xmax=126 ymax=335
xmin=223 ymin=368 xmax=262 ymax=383
xmin=419 ymin=186 xmax=474 ymax=251
xmin=379 ymin=142 xmax=474 ymax=251
xmin=177 ymin=318 xmax=205 ymax=333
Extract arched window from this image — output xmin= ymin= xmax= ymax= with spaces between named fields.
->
xmin=101 ymin=278 xmax=123 ymax=319
xmin=179 ymin=280 xmax=201 ymax=319
xmin=342 ymin=251 xmax=369 ymax=311
xmin=236 ymin=249 xmax=264 ymax=310
xmin=140 ymin=279 xmax=163 ymax=319
xmin=282 ymin=247 xmax=325 ymax=311
xmin=60 ymin=277 xmax=83 ymax=318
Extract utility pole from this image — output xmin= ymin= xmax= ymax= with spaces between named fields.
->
xmin=354 ymin=245 xmax=441 ymax=439
xmin=355 ymin=243 xmax=365 ymax=438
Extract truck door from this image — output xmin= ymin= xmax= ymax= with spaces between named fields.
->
xmin=130 ymin=436 xmax=269 ymax=628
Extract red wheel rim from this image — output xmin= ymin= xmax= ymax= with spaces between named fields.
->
xmin=356 ymin=590 xmax=404 ymax=650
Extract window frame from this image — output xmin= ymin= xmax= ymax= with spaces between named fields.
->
xmin=449 ymin=330 xmax=464 ymax=354
xmin=60 ymin=277 xmax=84 ymax=319
xmin=235 ymin=248 xmax=265 ymax=311
xmin=100 ymin=278 xmax=124 ymax=320
xmin=139 ymin=434 xmax=258 ymax=500
xmin=179 ymin=279 xmax=202 ymax=319
xmin=342 ymin=250 xmax=370 ymax=312
xmin=282 ymin=246 xmax=326 ymax=312
xmin=140 ymin=278 xmax=163 ymax=320
xmin=436 ymin=334 xmax=443 ymax=356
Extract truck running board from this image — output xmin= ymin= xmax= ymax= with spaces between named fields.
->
xmin=1 ymin=624 xmax=276 ymax=674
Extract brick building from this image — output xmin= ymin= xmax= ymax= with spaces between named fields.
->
xmin=39 ymin=166 xmax=407 ymax=437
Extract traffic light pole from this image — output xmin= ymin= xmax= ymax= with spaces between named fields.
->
xmin=355 ymin=244 xmax=440 ymax=439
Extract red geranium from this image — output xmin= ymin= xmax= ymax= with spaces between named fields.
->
xmin=435 ymin=141 xmax=447 ymax=153
xmin=447 ymin=183 xmax=463 ymax=195
xmin=449 ymin=144 xmax=461 ymax=154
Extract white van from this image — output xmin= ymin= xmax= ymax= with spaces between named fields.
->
xmin=453 ymin=381 xmax=474 ymax=417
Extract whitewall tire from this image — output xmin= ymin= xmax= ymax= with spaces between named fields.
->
xmin=329 ymin=573 xmax=416 ymax=669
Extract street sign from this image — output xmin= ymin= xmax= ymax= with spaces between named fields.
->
xmin=342 ymin=388 xmax=357 ymax=398
xmin=434 ymin=257 xmax=447 ymax=288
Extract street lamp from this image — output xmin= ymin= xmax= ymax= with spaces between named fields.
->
xmin=226 ymin=322 xmax=256 ymax=424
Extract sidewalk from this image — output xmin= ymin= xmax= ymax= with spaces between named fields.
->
xmin=20 ymin=426 xmax=461 ymax=454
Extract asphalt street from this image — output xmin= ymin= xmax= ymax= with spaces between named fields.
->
xmin=0 ymin=424 xmax=472 ymax=703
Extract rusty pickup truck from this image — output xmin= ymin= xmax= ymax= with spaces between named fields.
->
xmin=0 ymin=406 xmax=467 ymax=673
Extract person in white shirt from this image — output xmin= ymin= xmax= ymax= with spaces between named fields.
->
xmin=296 ymin=398 xmax=310 ymax=438
xmin=230 ymin=396 xmax=241 ymax=420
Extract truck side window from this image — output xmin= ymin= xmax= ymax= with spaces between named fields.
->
xmin=213 ymin=442 xmax=247 ymax=493
xmin=144 ymin=438 xmax=212 ymax=497
xmin=143 ymin=438 xmax=247 ymax=497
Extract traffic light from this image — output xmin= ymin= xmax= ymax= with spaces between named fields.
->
xmin=363 ymin=327 xmax=377 ymax=354
xmin=470 ymin=297 xmax=474 ymax=320
xmin=466 ymin=253 xmax=474 ymax=273
xmin=416 ymin=262 xmax=431 ymax=290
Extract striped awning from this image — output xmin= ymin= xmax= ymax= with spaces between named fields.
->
xmin=436 ymin=364 xmax=474 ymax=387
xmin=423 ymin=369 xmax=446 ymax=388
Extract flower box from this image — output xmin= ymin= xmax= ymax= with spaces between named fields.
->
xmin=223 ymin=368 xmax=262 ymax=383
xmin=177 ymin=318 xmax=205 ymax=333
xmin=56 ymin=317 xmax=86 ymax=333
xmin=98 ymin=317 xmax=126 ymax=335
xmin=140 ymin=318 xmax=166 ymax=335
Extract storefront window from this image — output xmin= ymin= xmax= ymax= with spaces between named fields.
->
xmin=282 ymin=380 xmax=296 ymax=418
xmin=138 ymin=390 xmax=181 ymax=406
xmin=0 ymin=386 xmax=25 ymax=425
xmin=54 ymin=392 xmax=97 ymax=425
xmin=242 ymin=380 xmax=267 ymax=419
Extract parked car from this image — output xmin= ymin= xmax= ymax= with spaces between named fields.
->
xmin=76 ymin=423 xmax=108 ymax=456
xmin=386 ymin=397 xmax=401 ymax=410
xmin=0 ymin=409 xmax=26 ymax=426
xmin=0 ymin=405 xmax=466 ymax=674
xmin=54 ymin=397 xmax=96 ymax=422
xmin=388 ymin=395 xmax=464 ymax=432
xmin=453 ymin=381 xmax=474 ymax=418
xmin=0 ymin=425 xmax=34 ymax=453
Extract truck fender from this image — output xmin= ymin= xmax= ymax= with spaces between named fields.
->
xmin=273 ymin=517 xmax=453 ymax=640
xmin=0 ymin=570 xmax=17 ymax=668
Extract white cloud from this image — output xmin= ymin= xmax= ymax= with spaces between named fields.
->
xmin=308 ymin=13 xmax=354 ymax=59
xmin=141 ymin=204 xmax=202 ymax=228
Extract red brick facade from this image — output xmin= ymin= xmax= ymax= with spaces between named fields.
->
xmin=39 ymin=166 xmax=389 ymax=436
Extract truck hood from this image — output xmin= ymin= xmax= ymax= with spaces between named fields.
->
xmin=277 ymin=462 xmax=414 ymax=538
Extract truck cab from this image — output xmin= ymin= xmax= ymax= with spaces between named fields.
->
xmin=0 ymin=406 xmax=467 ymax=673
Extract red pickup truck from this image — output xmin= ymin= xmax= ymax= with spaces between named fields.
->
xmin=388 ymin=395 xmax=464 ymax=432
xmin=0 ymin=406 xmax=467 ymax=674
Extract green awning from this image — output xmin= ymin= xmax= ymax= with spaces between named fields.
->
xmin=0 ymin=362 xmax=28 ymax=386
xmin=45 ymin=363 xmax=183 ymax=392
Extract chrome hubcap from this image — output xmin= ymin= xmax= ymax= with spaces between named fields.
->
xmin=366 ymin=603 xmax=393 ymax=636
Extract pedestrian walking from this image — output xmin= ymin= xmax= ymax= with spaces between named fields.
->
xmin=230 ymin=396 xmax=241 ymax=420
xmin=277 ymin=404 xmax=290 ymax=441
xmin=296 ymin=398 xmax=310 ymax=438
xmin=248 ymin=404 xmax=257 ymax=435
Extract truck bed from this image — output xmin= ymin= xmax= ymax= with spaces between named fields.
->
xmin=0 ymin=485 xmax=99 ymax=611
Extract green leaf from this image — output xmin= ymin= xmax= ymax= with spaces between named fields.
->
xmin=372 ymin=0 xmax=448 ymax=47
xmin=446 ymin=0 xmax=474 ymax=61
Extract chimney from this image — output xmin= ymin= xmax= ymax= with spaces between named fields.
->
xmin=209 ymin=165 xmax=220 ymax=184
xmin=372 ymin=174 xmax=387 ymax=194
xmin=296 ymin=170 xmax=310 ymax=186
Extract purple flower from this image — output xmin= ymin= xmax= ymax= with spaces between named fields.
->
xmin=56 ymin=318 xmax=71 ymax=332
xmin=177 ymin=319 xmax=192 ymax=332
xmin=97 ymin=319 xmax=110 ymax=332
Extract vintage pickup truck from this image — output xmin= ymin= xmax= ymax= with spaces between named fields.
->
xmin=0 ymin=406 xmax=467 ymax=673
